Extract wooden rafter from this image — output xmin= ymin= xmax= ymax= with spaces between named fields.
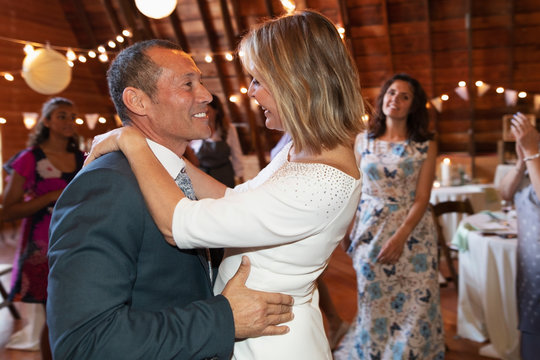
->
xmin=264 ymin=0 xmax=275 ymax=17
xmin=101 ymin=0 xmax=130 ymax=47
xmin=336 ymin=0 xmax=355 ymax=59
xmin=422 ymin=0 xmax=439 ymax=135
xmin=381 ymin=0 xmax=394 ymax=73
xmin=219 ymin=0 xmax=266 ymax=168
xmin=195 ymin=0 xmax=235 ymax=118
xmin=465 ymin=0 xmax=476 ymax=176
xmin=117 ymin=0 xmax=145 ymax=41
xmin=169 ymin=10 xmax=190 ymax=51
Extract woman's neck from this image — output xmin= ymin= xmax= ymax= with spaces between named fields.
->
xmin=41 ymin=135 xmax=69 ymax=153
xmin=381 ymin=117 xmax=407 ymax=141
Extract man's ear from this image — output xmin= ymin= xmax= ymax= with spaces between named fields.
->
xmin=122 ymin=87 xmax=147 ymax=116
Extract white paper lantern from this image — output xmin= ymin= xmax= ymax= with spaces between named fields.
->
xmin=135 ymin=0 xmax=177 ymax=19
xmin=22 ymin=47 xmax=72 ymax=95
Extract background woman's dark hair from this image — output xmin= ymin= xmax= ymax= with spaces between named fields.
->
xmin=28 ymin=97 xmax=79 ymax=152
xmin=369 ymin=73 xmax=434 ymax=142
xmin=209 ymin=94 xmax=229 ymax=141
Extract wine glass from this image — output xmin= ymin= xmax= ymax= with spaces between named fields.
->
xmin=501 ymin=200 xmax=513 ymax=223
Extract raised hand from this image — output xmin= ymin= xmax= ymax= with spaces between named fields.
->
xmin=511 ymin=112 xmax=540 ymax=157
xmin=222 ymin=256 xmax=294 ymax=339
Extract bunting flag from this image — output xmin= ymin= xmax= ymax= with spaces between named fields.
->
xmin=85 ymin=113 xmax=99 ymax=130
xmin=505 ymin=90 xmax=518 ymax=107
xmin=430 ymin=97 xmax=443 ymax=112
xmin=454 ymin=86 xmax=469 ymax=101
xmin=477 ymin=83 xmax=491 ymax=97
xmin=534 ymin=94 xmax=540 ymax=112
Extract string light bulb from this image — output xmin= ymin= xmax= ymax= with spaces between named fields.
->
xmin=98 ymin=53 xmax=108 ymax=62
xmin=3 ymin=73 xmax=14 ymax=81
xmin=240 ymin=87 xmax=247 ymax=94
xmin=518 ymin=91 xmax=527 ymax=98
xmin=496 ymin=87 xmax=504 ymax=94
xmin=458 ymin=81 xmax=466 ymax=87
xmin=280 ymin=0 xmax=295 ymax=13
xmin=66 ymin=48 xmax=77 ymax=61
xmin=229 ymin=95 xmax=239 ymax=103
xmin=475 ymin=80 xmax=484 ymax=87
xmin=98 ymin=116 xmax=107 ymax=124
xmin=122 ymin=29 xmax=132 ymax=37
xmin=88 ymin=50 xmax=97 ymax=58
xmin=75 ymin=118 xmax=84 ymax=125
xmin=24 ymin=44 xmax=34 ymax=55
xmin=108 ymin=41 xmax=116 ymax=48
xmin=67 ymin=60 xmax=74 ymax=67
xmin=0 ymin=117 xmax=6 ymax=124
xmin=116 ymin=35 xmax=125 ymax=43
xmin=225 ymin=52 xmax=233 ymax=61
xmin=97 ymin=45 xmax=106 ymax=53
xmin=204 ymin=54 xmax=213 ymax=63
xmin=441 ymin=94 xmax=449 ymax=101
xmin=78 ymin=55 xmax=87 ymax=63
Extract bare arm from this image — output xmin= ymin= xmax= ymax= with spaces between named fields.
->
xmin=183 ymin=159 xmax=228 ymax=199
xmin=499 ymin=144 xmax=526 ymax=201
xmin=2 ymin=171 xmax=62 ymax=221
xmin=377 ymin=140 xmax=437 ymax=264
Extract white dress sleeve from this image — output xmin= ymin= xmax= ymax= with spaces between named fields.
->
xmin=172 ymin=163 xmax=356 ymax=249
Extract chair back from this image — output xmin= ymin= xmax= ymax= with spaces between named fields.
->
xmin=432 ymin=199 xmax=474 ymax=218
xmin=431 ymin=198 xmax=474 ymax=291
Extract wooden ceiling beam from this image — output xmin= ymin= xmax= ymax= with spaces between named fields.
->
xmin=169 ymin=10 xmax=190 ymax=51
xmin=219 ymin=0 xmax=266 ymax=168
xmin=422 ymin=0 xmax=439 ymax=136
xmin=465 ymin=0 xmax=476 ymax=176
xmin=101 ymin=0 xmax=130 ymax=47
xmin=117 ymin=0 xmax=145 ymax=41
xmin=126 ymin=0 xmax=155 ymax=39
xmin=264 ymin=0 xmax=275 ymax=17
xmin=59 ymin=0 xmax=111 ymax=98
xmin=195 ymin=0 xmax=234 ymax=113
xmin=336 ymin=0 xmax=356 ymax=60
xmin=381 ymin=0 xmax=394 ymax=74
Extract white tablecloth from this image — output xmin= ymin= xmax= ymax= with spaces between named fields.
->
xmin=456 ymin=212 xmax=520 ymax=360
xmin=430 ymin=184 xmax=501 ymax=242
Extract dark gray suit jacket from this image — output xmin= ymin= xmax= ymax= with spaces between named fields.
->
xmin=47 ymin=151 xmax=234 ymax=359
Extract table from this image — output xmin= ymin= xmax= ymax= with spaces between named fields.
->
xmin=430 ymin=184 xmax=501 ymax=242
xmin=455 ymin=212 xmax=520 ymax=360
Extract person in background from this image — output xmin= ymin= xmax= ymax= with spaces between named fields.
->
xmin=47 ymin=39 xmax=293 ymax=360
xmin=335 ymin=73 xmax=444 ymax=359
xmin=2 ymin=97 xmax=85 ymax=360
xmin=499 ymin=112 xmax=540 ymax=360
xmin=85 ymin=10 xmax=365 ymax=359
xmin=190 ymin=94 xmax=244 ymax=187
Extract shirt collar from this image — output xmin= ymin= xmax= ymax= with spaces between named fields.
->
xmin=146 ymin=139 xmax=185 ymax=179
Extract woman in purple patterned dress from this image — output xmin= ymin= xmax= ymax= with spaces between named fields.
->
xmin=3 ymin=97 xmax=84 ymax=360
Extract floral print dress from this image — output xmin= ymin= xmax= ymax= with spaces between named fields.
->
xmin=9 ymin=146 xmax=84 ymax=303
xmin=334 ymin=133 xmax=445 ymax=360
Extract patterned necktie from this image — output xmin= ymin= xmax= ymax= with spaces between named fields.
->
xmin=174 ymin=167 xmax=197 ymax=200
xmin=174 ymin=166 xmax=213 ymax=284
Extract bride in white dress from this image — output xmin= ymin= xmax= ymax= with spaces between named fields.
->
xmin=87 ymin=10 xmax=365 ymax=359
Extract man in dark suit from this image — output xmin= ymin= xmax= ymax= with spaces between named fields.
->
xmin=47 ymin=39 xmax=293 ymax=359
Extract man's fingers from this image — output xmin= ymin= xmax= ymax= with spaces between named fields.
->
xmin=229 ymin=256 xmax=251 ymax=286
xmin=265 ymin=303 xmax=294 ymax=316
xmin=260 ymin=325 xmax=290 ymax=336
xmin=256 ymin=291 xmax=294 ymax=306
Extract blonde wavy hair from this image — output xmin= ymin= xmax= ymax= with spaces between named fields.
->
xmin=239 ymin=10 xmax=365 ymax=154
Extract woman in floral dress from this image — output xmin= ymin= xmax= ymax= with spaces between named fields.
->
xmin=3 ymin=97 xmax=84 ymax=360
xmin=335 ymin=74 xmax=445 ymax=360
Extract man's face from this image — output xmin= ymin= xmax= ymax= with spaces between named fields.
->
xmin=136 ymin=47 xmax=212 ymax=153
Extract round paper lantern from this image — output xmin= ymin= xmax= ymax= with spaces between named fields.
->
xmin=135 ymin=0 xmax=177 ymax=19
xmin=22 ymin=47 xmax=72 ymax=95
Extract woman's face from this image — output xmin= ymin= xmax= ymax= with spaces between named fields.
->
xmin=46 ymin=105 xmax=76 ymax=138
xmin=247 ymin=64 xmax=282 ymax=131
xmin=382 ymin=79 xmax=414 ymax=122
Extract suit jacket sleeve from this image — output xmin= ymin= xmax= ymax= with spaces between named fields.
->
xmin=47 ymin=155 xmax=234 ymax=359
